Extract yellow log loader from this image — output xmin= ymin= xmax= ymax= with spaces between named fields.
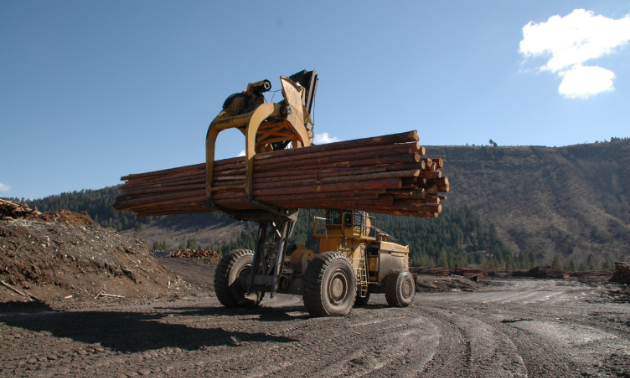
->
xmin=207 ymin=70 xmax=415 ymax=316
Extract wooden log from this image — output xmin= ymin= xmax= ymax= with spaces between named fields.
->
xmin=427 ymin=177 xmax=449 ymax=186
xmin=220 ymin=196 xmax=394 ymax=209
xmin=213 ymin=180 xmax=246 ymax=187
xmin=253 ymin=170 xmax=418 ymax=191
xmin=386 ymin=189 xmax=426 ymax=200
xmin=213 ymin=156 xmax=246 ymax=167
xmin=254 ymin=165 xmax=388 ymax=180
xmin=430 ymin=157 xmax=444 ymax=168
xmin=252 ymin=178 xmax=402 ymax=197
xmin=383 ymin=162 xmax=426 ymax=172
xmin=123 ymin=168 xmax=205 ymax=187
xmin=122 ymin=183 xmax=207 ymax=197
xmin=418 ymin=170 xmax=442 ymax=178
xmin=389 ymin=201 xmax=442 ymax=213
xmin=121 ymin=163 xmax=205 ymax=182
xmin=272 ymin=153 xmax=420 ymax=172
xmin=359 ymin=206 xmax=439 ymax=218
xmin=254 ymin=130 xmax=419 ymax=161
xmin=254 ymin=148 xmax=421 ymax=173
xmin=423 ymin=185 xmax=438 ymax=195
xmin=254 ymin=142 xmax=422 ymax=167
xmin=114 ymin=189 xmax=208 ymax=210
xmin=403 ymin=196 xmax=440 ymax=204
xmin=124 ymin=168 xmax=249 ymax=192
xmin=253 ymin=190 xmax=386 ymax=203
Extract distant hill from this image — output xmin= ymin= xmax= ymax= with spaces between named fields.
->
xmin=427 ymin=138 xmax=630 ymax=265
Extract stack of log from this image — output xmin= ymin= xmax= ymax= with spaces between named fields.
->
xmin=408 ymin=266 xmax=450 ymax=276
xmin=113 ymin=131 xmax=449 ymax=218
xmin=486 ymin=270 xmax=511 ymax=277
xmin=569 ymin=271 xmax=613 ymax=280
xmin=451 ymin=267 xmax=487 ymax=278
xmin=167 ymin=249 xmax=219 ymax=259
xmin=609 ymin=262 xmax=630 ymax=284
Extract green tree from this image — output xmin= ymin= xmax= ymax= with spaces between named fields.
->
xmin=564 ymin=257 xmax=576 ymax=272
xmin=551 ymin=255 xmax=562 ymax=270
xmin=586 ymin=254 xmax=597 ymax=271
xmin=600 ymin=255 xmax=613 ymax=271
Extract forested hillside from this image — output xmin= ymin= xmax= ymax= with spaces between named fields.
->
xmin=428 ymin=138 xmax=630 ymax=266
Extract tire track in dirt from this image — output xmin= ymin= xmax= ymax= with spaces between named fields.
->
xmin=1 ymin=280 xmax=629 ymax=377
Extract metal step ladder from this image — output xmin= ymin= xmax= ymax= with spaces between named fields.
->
xmin=358 ymin=260 xmax=368 ymax=298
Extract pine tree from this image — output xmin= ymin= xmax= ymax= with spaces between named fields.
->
xmin=551 ymin=255 xmax=562 ymax=270
xmin=564 ymin=257 xmax=576 ymax=272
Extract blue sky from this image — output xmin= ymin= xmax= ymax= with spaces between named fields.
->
xmin=1 ymin=1 xmax=629 ymax=200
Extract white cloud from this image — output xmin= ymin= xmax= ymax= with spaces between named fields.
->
xmin=519 ymin=9 xmax=630 ymax=98
xmin=313 ymin=132 xmax=340 ymax=144
xmin=0 ymin=182 xmax=10 ymax=192
xmin=559 ymin=65 xmax=616 ymax=99
xmin=237 ymin=150 xmax=246 ymax=157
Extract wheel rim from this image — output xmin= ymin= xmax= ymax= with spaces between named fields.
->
xmin=328 ymin=269 xmax=349 ymax=305
xmin=235 ymin=264 xmax=251 ymax=295
xmin=401 ymin=278 xmax=412 ymax=299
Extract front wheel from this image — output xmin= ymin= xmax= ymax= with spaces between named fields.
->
xmin=385 ymin=270 xmax=415 ymax=307
xmin=303 ymin=252 xmax=357 ymax=317
xmin=214 ymin=249 xmax=264 ymax=308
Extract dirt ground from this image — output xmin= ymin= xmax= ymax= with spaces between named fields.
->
xmin=1 ymin=255 xmax=628 ymax=377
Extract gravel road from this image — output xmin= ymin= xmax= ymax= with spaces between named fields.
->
xmin=1 ymin=279 xmax=628 ymax=377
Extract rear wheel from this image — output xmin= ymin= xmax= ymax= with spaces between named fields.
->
xmin=214 ymin=249 xmax=264 ymax=308
xmin=303 ymin=252 xmax=357 ymax=317
xmin=385 ymin=270 xmax=415 ymax=307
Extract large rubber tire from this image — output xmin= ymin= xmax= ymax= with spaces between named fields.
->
xmin=214 ymin=249 xmax=264 ymax=308
xmin=385 ymin=270 xmax=416 ymax=307
xmin=355 ymin=292 xmax=371 ymax=307
xmin=303 ymin=252 xmax=357 ymax=317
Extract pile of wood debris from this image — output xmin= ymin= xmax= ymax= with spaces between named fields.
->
xmin=610 ymin=262 xmax=630 ymax=284
xmin=0 ymin=199 xmax=42 ymax=221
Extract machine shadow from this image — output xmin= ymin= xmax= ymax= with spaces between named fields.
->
xmin=175 ymin=304 xmax=311 ymax=322
xmin=1 ymin=309 xmax=296 ymax=353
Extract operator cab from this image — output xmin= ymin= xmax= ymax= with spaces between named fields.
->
xmin=314 ymin=210 xmax=376 ymax=240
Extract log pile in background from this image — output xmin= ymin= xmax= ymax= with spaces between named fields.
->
xmin=113 ymin=131 xmax=449 ymax=218
xmin=167 ymin=249 xmax=219 ymax=259
xmin=609 ymin=262 xmax=630 ymax=284
xmin=408 ymin=266 xmax=450 ymax=276
xmin=451 ymin=267 xmax=487 ymax=279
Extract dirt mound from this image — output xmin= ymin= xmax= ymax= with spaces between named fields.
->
xmin=0 ymin=207 xmax=179 ymax=310
xmin=167 ymin=249 xmax=219 ymax=260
